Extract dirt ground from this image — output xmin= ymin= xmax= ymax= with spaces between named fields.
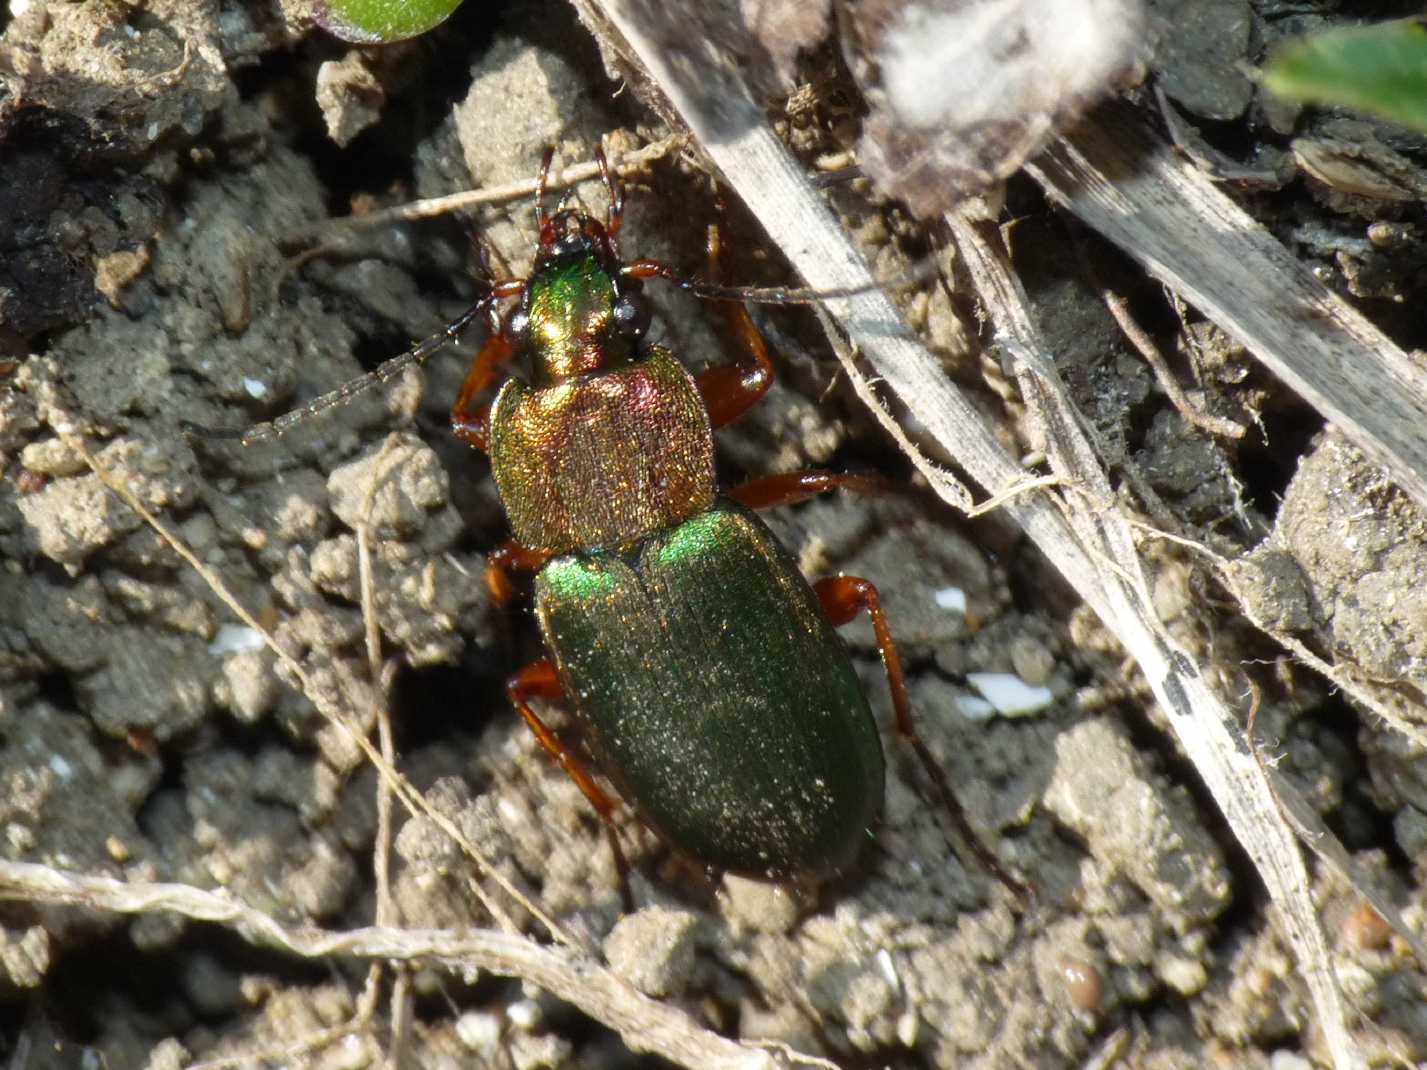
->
xmin=1 ymin=1 xmax=1426 ymax=1068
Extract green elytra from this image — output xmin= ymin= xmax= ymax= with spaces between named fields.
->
xmin=536 ymin=501 xmax=883 ymax=877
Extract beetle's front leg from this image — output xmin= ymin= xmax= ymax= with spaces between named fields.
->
xmin=507 ymin=658 xmax=634 ymax=910
xmin=727 ymin=469 xmax=887 ymax=511
xmin=694 ymin=287 xmax=774 ymax=429
xmin=814 ymin=576 xmax=1033 ymax=906
xmin=451 ymin=332 xmax=516 ymax=450
xmin=626 ymin=225 xmax=775 ymax=429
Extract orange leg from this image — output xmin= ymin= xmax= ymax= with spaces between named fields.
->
xmin=814 ymin=576 xmax=1033 ymax=905
xmin=624 ymin=225 xmax=774 ymax=429
xmin=485 ymin=539 xmax=554 ymax=607
xmin=450 ymin=332 xmax=515 ymax=450
xmin=695 ymin=294 xmax=774 ymax=428
xmin=728 ymin=469 xmax=886 ymax=511
xmin=508 ymin=659 xmax=633 ymax=909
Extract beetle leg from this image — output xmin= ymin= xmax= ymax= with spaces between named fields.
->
xmin=624 ymin=227 xmax=775 ymax=429
xmin=728 ymin=469 xmax=887 ymax=511
xmin=485 ymin=539 xmax=553 ymax=606
xmin=694 ymin=296 xmax=774 ymax=428
xmin=508 ymin=658 xmax=634 ymax=910
xmin=696 ymin=223 xmax=775 ymax=429
xmin=814 ymin=576 xmax=1033 ymax=906
xmin=594 ymin=144 xmax=626 ymax=241
xmin=451 ymin=331 xmax=517 ymax=451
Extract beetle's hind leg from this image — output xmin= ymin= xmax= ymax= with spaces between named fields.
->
xmin=813 ymin=577 xmax=1034 ymax=907
xmin=507 ymin=659 xmax=635 ymax=910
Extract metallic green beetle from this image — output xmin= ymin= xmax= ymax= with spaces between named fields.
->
xmin=441 ymin=149 xmax=1020 ymax=897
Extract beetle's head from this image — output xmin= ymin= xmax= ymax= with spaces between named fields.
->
xmin=512 ymin=209 xmax=650 ymax=386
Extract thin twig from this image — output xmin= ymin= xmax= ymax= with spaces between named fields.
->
xmin=357 ymin=438 xmax=401 ymax=934
xmin=965 ymin=473 xmax=1065 ymax=518
xmin=386 ymin=968 xmax=413 ymax=1070
xmin=0 ymin=860 xmax=776 ymax=1070
xmin=285 ymin=136 xmax=686 ymax=245
xmin=1100 ymin=290 xmax=1246 ymax=439
xmin=812 ymin=307 xmax=973 ymax=511
xmin=357 ymin=439 xmax=406 ymax=1068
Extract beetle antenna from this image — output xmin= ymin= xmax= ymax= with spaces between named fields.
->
xmin=623 ymin=252 xmax=942 ymax=307
xmin=594 ymin=144 xmax=626 ymax=240
xmin=683 ymin=252 xmax=943 ymax=305
xmin=186 ymin=281 xmax=524 ymax=446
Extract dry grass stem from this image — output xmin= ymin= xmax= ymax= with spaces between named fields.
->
xmin=1099 ymin=290 xmax=1247 ymax=439
xmin=0 ymin=860 xmax=774 ymax=1070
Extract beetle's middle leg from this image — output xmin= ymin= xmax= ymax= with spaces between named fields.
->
xmin=484 ymin=539 xmax=553 ymax=606
xmin=813 ymin=576 xmax=1033 ymax=906
xmin=508 ymin=658 xmax=635 ymax=910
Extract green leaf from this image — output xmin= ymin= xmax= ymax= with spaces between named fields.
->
xmin=1261 ymin=18 xmax=1427 ymax=133
xmin=316 ymin=0 xmax=465 ymax=43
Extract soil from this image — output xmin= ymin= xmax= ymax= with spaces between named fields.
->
xmin=1 ymin=1 xmax=1425 ymax=1068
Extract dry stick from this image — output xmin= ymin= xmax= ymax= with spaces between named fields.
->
xmin=60 ymin=429 xmax=574 ymax=949
xmin=386 ymin=970 xmax=413 ymax=1070
xmin=0 ymin=860 xmax=772 ymax=1070
xmin=285 ymin=135 xmax=686 ymax=245
xmin=1099 ymin=290 xmax=1246 ymax=440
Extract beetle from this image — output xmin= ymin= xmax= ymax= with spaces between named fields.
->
xmin=246 ymin=147 xmax=1025 ymax=902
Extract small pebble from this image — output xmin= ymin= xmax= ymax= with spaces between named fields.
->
xmin=1058 ymin=955 xmax=1103 ymax=1011
xmin=507 ymin=997 xmax=542 ymax=1032
xmin=455 ymin=1010 xmax=502 ymax=1058
xmin=966 ymin=672 xmax=1054 ymax=717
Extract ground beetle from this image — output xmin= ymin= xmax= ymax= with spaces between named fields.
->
xmin=249 ymin=148 xmax=1025 ymax=902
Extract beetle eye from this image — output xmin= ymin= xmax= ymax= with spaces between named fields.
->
xmin=507 ymin=308 xmax=530 ymax=342
xmin=613 ymin=293 xmax=650 ymax=339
